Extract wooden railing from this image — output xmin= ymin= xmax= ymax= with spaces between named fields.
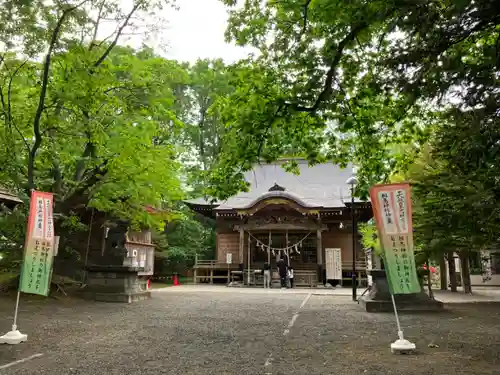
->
xmin=194 ymin=259 xmax=368 ymax=270
xmin=194 ymin=260 xmax=239 ymax=269
xmin=342 ymin=260 xmax=367 ymax=270
xmin=294 ymin=270 xmax=318 ymax=287
xmin=195 ymin=260 xmax=218 ymax=267
xmin=236 ymin=269 xmax=318 ymax=287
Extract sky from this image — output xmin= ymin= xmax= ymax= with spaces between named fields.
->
xmin=161 ymin=0 xmax=253 ymax=63
xmin=112 ymin=0 xmax=254 ymax=64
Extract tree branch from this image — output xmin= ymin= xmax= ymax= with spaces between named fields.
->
xmin=256 ymin=103 xmax=285 ymax=159
xmin=28 ymin=0 xmax=89 ymax=191
xmin=74 ymin=109 xmax=95 ymax=182
xmin=89 ymin=0 xmax=105 ymax=51
xmin=93 ymin=1 xmax=144 ymax=68
xmin=300 ymin=0 xmax=312 ymax=36
xmin=291 ymin=22 xmax=369 ymax=113
xmin=0 ymin=55 xmax=6 ymax=121
xmin=60 ymin=160 xmax=109 ymax=211
xmin=7 ymin=59 xmax=28 ymax=127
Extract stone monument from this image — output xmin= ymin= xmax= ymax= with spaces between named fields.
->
xmin=82 ymin=220 xmax=154 ymax=303
xmin=360 ymin=268 xmax=443 ymax=312
xmin=359 ymin=247 xmax=443 ymax=312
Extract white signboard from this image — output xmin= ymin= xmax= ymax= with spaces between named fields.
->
xmin=325 ymin=248 xmax=342 ymax=280
xmin=53 ymin=235 xmax=60 ymax=257
xmin=377 ymin=191 xmax=398 ymax=235
xmin=33 ymin=197 xmax=45 ymax=239
xmin=226 ymin=253 xmax=232 ymax=264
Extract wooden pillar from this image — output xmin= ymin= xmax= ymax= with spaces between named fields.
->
xmin=317 ymin=229 xmax=323 ymax=264
xmin=239 ymin=228 xmax=244 ymax=265
xmin=210 ymin=269 xmax=213 ymax=284
xmin=193 ymin=253 xmax=198 ymax=284
xmin=268 ymin=231 xmax=271 ymax=264
xmin=285 ymin=230 xmax=289 ymax=263
xmin=247 ymin=231 xmax=251 ymax=285
xmin=317 ymin=229 xmax=323 ymax=283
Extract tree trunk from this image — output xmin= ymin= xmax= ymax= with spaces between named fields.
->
xmin=459 ymin=251 xmax=472 ymax=294
xmin=439 ymin=254 xmax=447 ymax=290
xmin=447 ymin=251 xmax=457 ymax=292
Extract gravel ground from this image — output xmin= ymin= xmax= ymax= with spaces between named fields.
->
xmin=1 ymin=289 xmax=500 ymax=375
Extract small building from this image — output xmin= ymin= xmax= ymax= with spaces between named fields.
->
xmin=455 ymin=250 xmax=500 ymax=287
xmin=0 ymin=186 xmax=23 ymax=210
xmin=186 ymin=159 xmax=371 ymax=287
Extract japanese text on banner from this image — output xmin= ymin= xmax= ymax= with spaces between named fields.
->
xmin=19 ymin=191 xmax=55 ymax=296
xmin=370 ymin=184 xmax=420 ymax=294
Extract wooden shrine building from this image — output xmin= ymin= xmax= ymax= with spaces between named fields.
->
xmin=186 ymin=159 xmax=372 ymax=287
xmin=0 ymin=186 xmax=23 ymax=209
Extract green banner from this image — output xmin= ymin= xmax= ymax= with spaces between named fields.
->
xmin=382 ymin=234 xmax=420 ymax=294
xmin=370 ymin=183 xmax=421 ymax=295
xmin=19 ymin=191 xmax=55 ymax=296
xmin=20 ymin=238 xmax=54 ymax=296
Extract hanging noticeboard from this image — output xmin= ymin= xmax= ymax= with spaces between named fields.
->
xmin=226 ymin=253 xmax=232 ymax=264
xmin=325 ymin=248 xmax=342 ymax=280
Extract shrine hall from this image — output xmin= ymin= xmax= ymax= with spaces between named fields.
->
xmin=185 ymin=159 xmax=372 ymax=287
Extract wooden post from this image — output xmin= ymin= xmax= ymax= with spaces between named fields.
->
xmin=285 ymin=230 xmax=289 ymax=263
xmin=247 ymin=231 xmax=251 ymax=285
xmin=317 ymin=229 xmax=323 ymax=264
xmin=268 ymin=231 xmax=271 ymax=264
xmin=239 ymin=228 xmax=244 ymax=264
xmin=193 ymin=253 xmax=198 ymax=284
xmin=317 ymin=229 xmax=323 ymax=284
xmin=210 ymin=269 xmax=214 ymax=284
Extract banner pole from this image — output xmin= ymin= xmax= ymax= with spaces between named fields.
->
xmin=0 ymin=290 xmax=27 ymax=344
xmin=12 ymin=291 xmax=21 ymax=330
xmin=390 ymin=294 xmax=403 ymax=339
xmin=389 ymin=293 xmax=416 ymax=354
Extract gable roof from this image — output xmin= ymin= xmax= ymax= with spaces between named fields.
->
xmin=0 ymin=186 xmax=23 ymax=205
xmin=189 ymin=159 xmax=362 ymax=210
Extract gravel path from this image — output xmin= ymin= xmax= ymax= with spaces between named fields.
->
xmin=1 ymin=289 xmax=500 ymax=375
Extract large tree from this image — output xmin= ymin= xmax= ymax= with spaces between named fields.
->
xmin=408 ymin=108 xmax=500 ymax=293
xmin=206 ymin=0 xmax=500 ymax=199
xmin=0 ymin=1 xmax=194 ymax=276
xmin=0 ymin=0 xmax=184 ymax=226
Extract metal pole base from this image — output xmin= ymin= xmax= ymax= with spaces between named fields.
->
xmin=0 ymin=325 xmax=27 ymax=345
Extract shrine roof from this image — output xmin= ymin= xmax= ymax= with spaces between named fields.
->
xmin=0 ymin=186 xmax=23 ymax=206
xmin=187 ymin=159 xmax=367 ymax=211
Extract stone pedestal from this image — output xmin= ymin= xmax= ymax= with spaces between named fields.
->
xmin=359 ymin=269 xmax=443 ymax=312
xmin=82 ymin=265 xmax=150 ymax=303
xmin=80 ymin=221 xmax=153 ymax=303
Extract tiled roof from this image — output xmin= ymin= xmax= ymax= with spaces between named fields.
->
xmin=0 ymin=186 xmax=22 ymax=204
xmin=188 ymin=159 xmax=363 ymax=210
